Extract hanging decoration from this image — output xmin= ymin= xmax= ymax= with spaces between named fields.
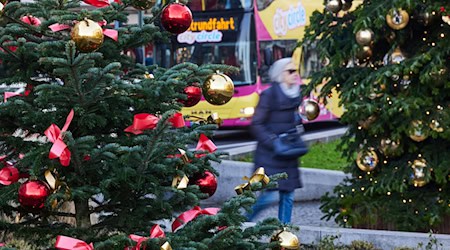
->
xmin=44 ymin=109 xmax=74 ymax=167
xmin=195 ymin=134 xmax=217 ymax=153
xmin=128 ymin=224 xmax=172 ymax=250
xmin=179 ymin=85 xmax=202 ymax=107
xmin=356 ymin=46 xmax=373 ymax=62
xmin=356 ymin=149 xmax=379 ymax=172
xmin=131 ymin=0 xmax=156 ymax=10
xmin=18 ymin=180 xmax=50 ymax=209
xmin=234 ymin=167 xmax=270 ymax=195
xmin=189 ymin=171 xmax=217 ymax=198
xmin=20 ymin=15 xmax=41 ymax=26
xmin=325 ymin=0 xmax=342 ymax=14
xmin=161 ymin=3 xmax=193 ymax=34
xmin=0 ymin=165 xmax=19 ymax=185
xmin=386 ymin=9 xmax=410 ymax=30
xmin=355 ymin=29 xmax=374 ymax=46
xmin=124 ymin=113 xmax=159 ymax=135
xmin=202 ymin=72 xmax=234 ymax=106
xmin=71 ymin=19 xmax=104 ymax=52
xmin=408 ymin=120 xmax=429 ymax=142
xmin=410 ymin=158 xmax=429 ymax=187
xmin=55 ymin=235 xmax=94 ymax=250
xmin=171 ymin=149 xmax=189 ymax=190
xmin=270 ymin=228 xmax=300 ymax=250
xmin=168 ymin=112 xmax=185 ymax=128
xmin=299 ymin=99 xmax=320 ymax=121
xmin=171 ymin=206 xmax=220 ymax=232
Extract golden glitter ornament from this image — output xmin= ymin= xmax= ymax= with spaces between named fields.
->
xmin=71 ymin=19 xmax=104 ymax=53
xmin=356 ymin=149 xmax=379 ymax=172
xmin=271 ymin=229 xmax=300 ymax=250
xmin=386 ymin=9 xmax=410 ymax=30
xmin=202 ymin=72 xmax=234 ymax=105
xmin=410 ymin=158 xmax=428 ymax=187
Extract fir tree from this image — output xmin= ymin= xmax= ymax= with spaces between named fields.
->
xmin=302 ymin=0 xmax=449 ymax=232
xmin=0 ymin=0 xmax=290 ymax=248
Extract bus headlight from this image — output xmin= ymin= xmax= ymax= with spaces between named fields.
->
xmin=240 ymin=107 xmax=255 ymax=115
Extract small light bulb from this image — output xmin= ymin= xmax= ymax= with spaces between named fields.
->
xmin=387 ymin=192 xmax=391 ymax=195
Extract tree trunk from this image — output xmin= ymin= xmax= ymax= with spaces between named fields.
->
xmin=74 ymin=198 xmax=91 ymax=228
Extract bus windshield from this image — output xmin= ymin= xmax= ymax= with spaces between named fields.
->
xmin=155 ymin=12 xmax=257 ymax=86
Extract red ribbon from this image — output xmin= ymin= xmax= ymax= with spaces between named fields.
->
xmin=4 ymin=84 xmax=32 ymax=102
xmin=98 ymin=20 xmax=118 ymax=41
xmin=172 ymin=206 xmax=220 ymax=232
xmin=195 ymin=134 xmax=217 ymax=153
xmin=168 ymin=112 xmax=185 ymax=128
xmin=49 ymin=23 xmax=71 ymax=32
xmin=55 ymin=236 xmax=94 ymax=250
xmin=83 ymin=0 xmax=110 ymax=7
xmin=0 ymin=166 xmax=19 ymax=185
xmin=124 ymin=114 xmax=159 ymax=135
xmin=128 ymin=224 xmax=165 ymax=250
xmin=44 ymin=110 xmax=74 ymax=166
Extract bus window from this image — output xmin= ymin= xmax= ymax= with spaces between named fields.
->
xmin=258 ymin=40 xmax=298 ymax=83
xmin=300 ymin=40 xmax=323 ymax=78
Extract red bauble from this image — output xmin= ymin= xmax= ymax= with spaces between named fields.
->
xmin=179 ymin=85 xmax=202 ymax=107
xmin=20 ymin=15 xmax=41 ymax=26
xmin=190 ymin=171 xmax=217 ymax=198
xmin=161 ymin=3 xmax=193 ymax=34
xmin=18 ymin=180 xmax=50 ymax=209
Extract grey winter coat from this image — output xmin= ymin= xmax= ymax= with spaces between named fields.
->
xmin=250 ymin=82 xmax=303 ymax=191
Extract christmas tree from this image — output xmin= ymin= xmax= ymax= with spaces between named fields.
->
xmin=302 ymin=0 xmax=449 ymax=233
xmin=0 ymin=0 xmax=296 ymax=249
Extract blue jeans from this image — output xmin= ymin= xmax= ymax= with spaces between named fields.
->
xmin=247 ymin=190 xmax=295 ymax=224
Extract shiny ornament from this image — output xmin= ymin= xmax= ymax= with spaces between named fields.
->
xmin=20 ymin=15 xmax=41 ymax=26
xmin=390 ymin=47 xmax=406 ymax=64
xmin=161 ymin=3 xmax=193 ymax=34
xmin=356 ymin=149 xmax=378 ymax=172
xmin=189 ymin=171 xmax=217 ymax=198
xmin=325 ymin=0 xmax=342 ymax=14
xmin=355 ymin=29 xmax=374 ymax=46
xmin=299 ymin=99 xmax=320 ymax=121
xmin=410 ymin=159 xmax=428 ymax=187
xmin=429 ymin=119 xmax=444 ymax=133
xmin=71 ymin=19 xmax=104 ymax=52
xmin=356 ymin=46 xmax=372 ymax=62
xmin=206 ymin=113 xmax=223 ymax=126
xmin=179 ymin=85 xmax=202 ymax=107
xmin=408 ymin=120 xmax=429 ymax=142
xmin=202 ymin=72 xmax=234 ymax=105
xmin=341 ymin=0 xmax=352 ymax=11
xmin=380 ymin=138 xmax=401 ymax=157
xmin=386 ymin=9 xmax=409 ymax=30
xmin=271 ymin=229 xmax=300 ymax=250
xmin=131 ymin=0 xmax=156 ymax=10
xmin=18 ymin=180 xmax=50 ymax=209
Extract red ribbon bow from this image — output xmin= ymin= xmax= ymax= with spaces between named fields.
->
xmin=168 ymin=112 xmax=185 ymax=128
xmin=195 ymin=134 xmax=217 ymax=158
xmin=128 ymin=225 xmax=165 ymax=250
xmin=44 ymin=110 xmax=74 ymax=166
xmin=83 ymin=0 xmax=121 ymax=7
xmin=0 ymin=166 xmax=19 ymax=185
xmin=55 ymin=236 xmax=94 ymax=250
xmin=124 ymin=113 xmax=159 ymax=135
xmin=172 ymin=206 xmax=220 ymax=232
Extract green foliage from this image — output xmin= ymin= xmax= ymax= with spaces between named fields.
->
xmin=0 ymin=0 xmax=288 ymax=249
xmin=302 ymin=0 xmax=450 ymax=232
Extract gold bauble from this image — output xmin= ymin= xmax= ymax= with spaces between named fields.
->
xmin=410 ymin=158 xmax=428 ymax=187
xmin=325 ymin=0 xmax=342 ymax=14
xmin=71 ymin=19 xmax=104 ymax=53
xmin=358 ymin=115 xmax=377 ymax=130
xmin=380 ymin=138 xmax=401 ymax=157
xmin=131 ymin=0 xmax=156 ymax=10
xmin=386 ymin=9 xmax=410 ymax=30
xmin=356 ymin=149 xmax=379 ymax=172
xmin=299 ymin=99 xmax=320 ymax=121
xmin=355 ymin=29 xmax=374 ymax=46
xmin=271 ymin=230 xmax=300 ymax=250
xmin=408 ymin=120 xmax=429 ymax=142
xmin=356 ymin=46 xmax=373 ymax=62
xmin=390 ymin=47 xmax=406 ymax=64
xmin=202 ymin=72 xmax=234 ymax=106
xmin=341 ymin=0 xmax=352 ymax=11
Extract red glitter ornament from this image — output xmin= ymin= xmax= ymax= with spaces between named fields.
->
xmin=161 ymin=3 xmax=193 ymax=34
xmin=179 ymin=85 xmax=202 ymax=107
xmin=190 ymin=171 xmax=217 ymax=198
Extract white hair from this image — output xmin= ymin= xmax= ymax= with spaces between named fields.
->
xmin=268 ymin=57 xmax=292 ymax=83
